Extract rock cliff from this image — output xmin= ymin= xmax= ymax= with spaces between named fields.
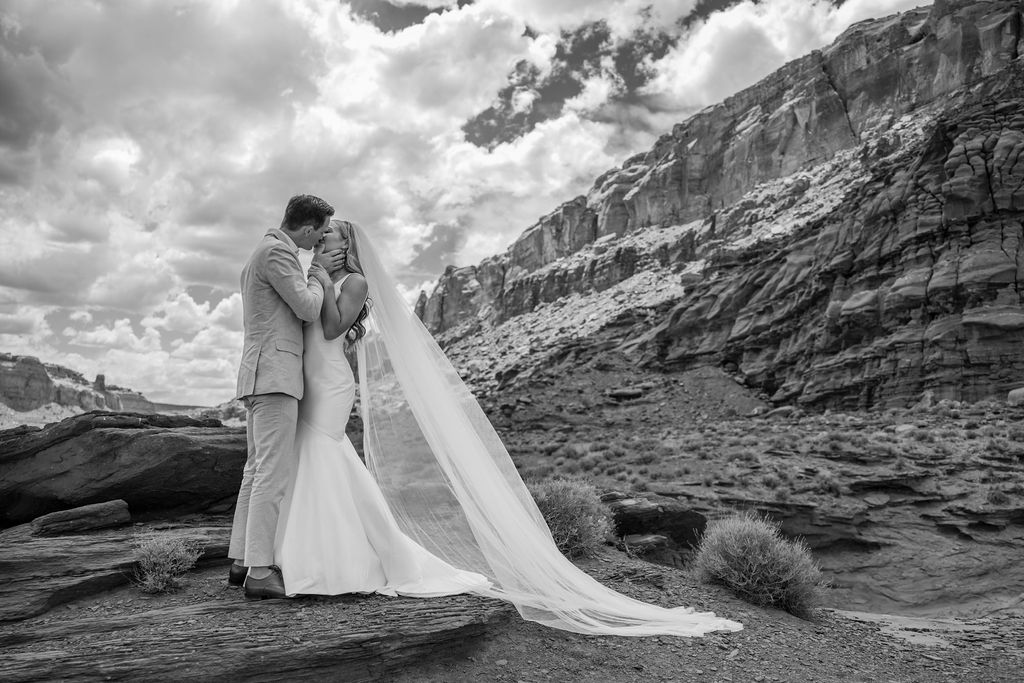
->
xmin=0 ymin=352 xmax=156 ymax=414
xmin=419 ymin=0 xmax=1024 ymax=409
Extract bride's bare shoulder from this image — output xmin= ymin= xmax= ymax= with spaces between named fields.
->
xmin=336 ymin=273 xmax=368 ymax=297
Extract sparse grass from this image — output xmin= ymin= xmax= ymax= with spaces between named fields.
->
xmin=694 ymin=511 xmax=824 ymax=617
xmin=131 ymin=534 xmax=204 ymax=594
xmin=528 ymin=477 xmax=613 ymax=559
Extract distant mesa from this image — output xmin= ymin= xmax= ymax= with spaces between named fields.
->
xmin=0 ymin=352 xmax=156 ymax=417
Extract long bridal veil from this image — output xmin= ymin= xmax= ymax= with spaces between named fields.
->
xmin=349 ymin=222 xmax=741 ymax=636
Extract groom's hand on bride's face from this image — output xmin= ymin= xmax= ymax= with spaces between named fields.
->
xmin=313 ymin=248 xmax=345 ymax=272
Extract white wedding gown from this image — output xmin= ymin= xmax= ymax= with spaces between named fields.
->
xmin=274 ymin=277 xmax=492 ymax=597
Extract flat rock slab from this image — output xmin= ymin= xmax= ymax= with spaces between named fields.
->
xmin=0 ymin=519 xmax=229 ymax=622
xmin=0 ymin=516 xmax=512 ymax=682
xmin=0 ymin=589 xmax=511 ymax=682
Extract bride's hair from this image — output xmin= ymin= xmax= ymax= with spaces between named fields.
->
xmin=330 ymin=218 xmax=372 ymax=344
xmin=346 ymin=298 xmax=372 ymax=343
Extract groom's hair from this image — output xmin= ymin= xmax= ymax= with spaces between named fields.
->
xmin=281 ymin=194 xmax=334 ymax=232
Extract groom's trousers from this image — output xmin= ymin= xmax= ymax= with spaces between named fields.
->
xmin=228 ymin=392 xmax=298 ymax=567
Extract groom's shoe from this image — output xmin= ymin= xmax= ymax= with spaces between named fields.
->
xmin=243 ymin=567 xmax=288 ymax=600
xmin=228 ymin=563 xmax=247 ymax=587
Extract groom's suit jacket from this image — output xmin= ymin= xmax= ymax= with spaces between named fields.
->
xmin=235 ymin=228 xmax=325 ymax=401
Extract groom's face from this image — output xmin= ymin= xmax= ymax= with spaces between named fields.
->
xmin=294 ymin=216 xmax=331 ymax=250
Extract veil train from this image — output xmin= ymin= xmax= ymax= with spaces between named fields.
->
xmin=350 ymin=222 xmax=742 ymax=636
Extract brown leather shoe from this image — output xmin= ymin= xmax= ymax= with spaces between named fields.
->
xmin=228 ymin=563 xmax=247 ymax=587
xmin=243 ymin=567 xmax=288 ymax=600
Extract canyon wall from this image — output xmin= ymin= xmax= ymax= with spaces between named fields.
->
xmin=419 ymin=0 xmax=1024 ymax=408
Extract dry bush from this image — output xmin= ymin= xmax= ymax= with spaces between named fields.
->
xmin=694 ymin=511 xmax=824 ymax=617
xmin=529 ymin=477 xmax=612 ymax=559
xmin=131 ymin=534 xmax=204 ymax=593
xmin=987 ymin=487 xmax=1011 ymax=505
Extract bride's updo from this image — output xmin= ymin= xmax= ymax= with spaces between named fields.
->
xmin=327 ymin=219 xmax=371 ymax=343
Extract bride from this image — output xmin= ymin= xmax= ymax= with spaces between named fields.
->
xmin=273 ymin=218 xmax=742 ymax=637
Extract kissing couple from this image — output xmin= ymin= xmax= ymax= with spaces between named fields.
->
xmin=227 ymin=193 xmax=742 ymax=637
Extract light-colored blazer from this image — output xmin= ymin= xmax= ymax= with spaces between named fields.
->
xmin=235 ymin=228 xmax=325 ymax=400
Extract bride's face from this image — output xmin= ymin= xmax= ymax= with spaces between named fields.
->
xmin=323 ymin=229 xmax=350 ymax=269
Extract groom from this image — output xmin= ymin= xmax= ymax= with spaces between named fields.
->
xmin=228 ymin=194 xmax=343 ymax=599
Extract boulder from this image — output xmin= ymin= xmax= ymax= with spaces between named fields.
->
xmin=602 ymin=491 xmax=707 ymax=548
xmin=0 ymin=411 xmax=246 ymax=526
xmin=30 ymin=499 xmax=131 ymax=536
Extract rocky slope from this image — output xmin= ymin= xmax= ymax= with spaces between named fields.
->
xmin=417 ymin=0 xmax=1024 ymax=410
xmin=0 ymin=352 xmax=156 ymax=415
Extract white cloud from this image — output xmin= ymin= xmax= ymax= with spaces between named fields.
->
xmin=642 ymin=0 xmax=928 ymax=111
xmin=476 ymin=0 xmax=700 ymax=41
xmin=142 ymin=292 xmax=242 ymax=336
xmin=67 ymin=318 xmax=161 ymax=353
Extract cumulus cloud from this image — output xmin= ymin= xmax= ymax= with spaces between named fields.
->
xmin=476 ymin=0 xmax=700 ymax=41
xmin=641 ymin=0 xmax=927 ymax=112
xmin=66 ymin=318 xmax=162 ymax=353
xmin=143 ymin=292 xmax=242 ymax=336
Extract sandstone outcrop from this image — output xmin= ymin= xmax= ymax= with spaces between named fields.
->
xmin=0 ymin=353 xmax=156 ymax=413
xmin=0 ymin=411 xmax=246 ymax=526
xmin=418 ymin=0 xmax=1024 ymax=410
xmin=0 ymin=517 xmax=228 ymax=622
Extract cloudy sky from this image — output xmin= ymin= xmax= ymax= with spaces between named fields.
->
xmin=0 ymin=0 xmax=925 ymax=406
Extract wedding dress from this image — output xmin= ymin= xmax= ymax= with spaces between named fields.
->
xmin=275 ymin=274 xmax=492 ymax=597
xmin=274 ymin=222 xmax=742 ymax=637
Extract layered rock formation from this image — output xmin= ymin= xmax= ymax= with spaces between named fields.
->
xmin=0 ymin=412 xmax=246 ymax=526
xmin=419 ymin=0 xmax=1024 ymax=409
xmin=0 ymin=353 xmax=156 ymax=413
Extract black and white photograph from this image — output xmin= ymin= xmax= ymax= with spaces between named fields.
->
xmin=1 ymin=0 xmax=1022 ymax=680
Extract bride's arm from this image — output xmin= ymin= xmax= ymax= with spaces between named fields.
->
xmin=322 ymin=274 xmax=368 ymax=341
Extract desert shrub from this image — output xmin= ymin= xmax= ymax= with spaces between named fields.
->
xmin=527 ymin=463 xmax=555 ymax=479
xmin=131 ymin=534 xmax=204 ymax=593
xmin=528 ymin=478 xmax=612 ymax=559
xmin=636 ymin=451 xmax=658 ymax=465
xmin=554 ymin=443 xmax=585 ymax=459
xmin=694 ymin=511 xmax=824 ymax=617
xmin=610 ymin=446 xmax=628 ymax=459
xmin=814 ymin=470 xmax=841 ymax=496
xmin=987 ymin=487 xmax=1011 ymax=505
